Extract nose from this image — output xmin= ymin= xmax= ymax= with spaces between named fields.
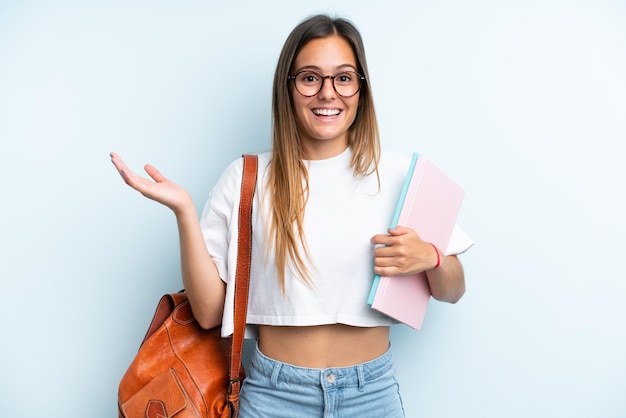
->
xmin=318 ymin=76 xmax=337 ymax=99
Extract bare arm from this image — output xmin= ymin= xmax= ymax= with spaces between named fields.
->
xmin=370 ymin=225 xmax=465 ymax=303
xmin=423 ymin=252 xmax=465 ymax=303
xmin=110 ymin=153 xmax=225 ymax=329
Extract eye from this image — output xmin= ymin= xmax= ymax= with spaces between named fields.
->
xmin=335 ymin=72 xmax=354 ymax=84
xmin=298 ymin=72 xmax=321 ymax=84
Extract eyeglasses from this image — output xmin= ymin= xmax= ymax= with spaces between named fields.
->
xmin=288 ymin=70 xmax=365 ymax=98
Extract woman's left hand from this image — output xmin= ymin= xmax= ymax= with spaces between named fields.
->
xmin=370 ymin=225 xmax=439 ymax=277
xmin=370 ymin=225 xmax=465 ymax=303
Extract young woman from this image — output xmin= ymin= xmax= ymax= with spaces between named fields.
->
xmin=111 ymin=14 xmax=471 ymax=418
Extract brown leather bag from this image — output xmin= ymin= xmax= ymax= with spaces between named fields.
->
xmin=118 ymin=154 xmax=258 ymax=418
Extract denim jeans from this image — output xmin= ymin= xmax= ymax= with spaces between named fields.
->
xmin=238 ymin=342 xmax=405 ymax=418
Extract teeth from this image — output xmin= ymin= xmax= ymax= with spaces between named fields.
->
xmin=313 ymin=108 xmax=340 ymax=116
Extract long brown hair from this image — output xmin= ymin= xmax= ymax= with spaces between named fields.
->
xmin=268 ymin=14 xmax=381 ymax=291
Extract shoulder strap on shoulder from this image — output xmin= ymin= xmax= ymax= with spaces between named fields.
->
xmin=228 ymin=153 xmax=258 ymax=414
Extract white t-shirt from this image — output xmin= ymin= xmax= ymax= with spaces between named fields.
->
xmin=200 ymin=148 xmax=473 ymax=337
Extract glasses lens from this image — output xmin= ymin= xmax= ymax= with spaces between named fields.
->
xmin=294 ymin=71 xmax=322 ymax=96
xmin=293 ymin=71 xmax=363 ymax=97
xmin=333 ymin=72 xmax=361 ymax=97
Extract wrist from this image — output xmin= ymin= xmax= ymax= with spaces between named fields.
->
xmin=429 ymin=243 xmax=441 ymax=270
xmin=174 ymin=200 xmax=198 ymax=221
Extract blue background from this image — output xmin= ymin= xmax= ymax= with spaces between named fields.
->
xmin=1 ymin=1 xmax=625 ymax=416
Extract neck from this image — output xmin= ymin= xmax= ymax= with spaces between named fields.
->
xmin=302 ymin=139 xmax=349 ymax=160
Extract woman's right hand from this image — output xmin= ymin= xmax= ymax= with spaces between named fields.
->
xmin=110 ymin=152 xmax=194 ymax=215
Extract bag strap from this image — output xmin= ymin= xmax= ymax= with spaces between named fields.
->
xmin=228 ymin=154 xmax=258 ymax=414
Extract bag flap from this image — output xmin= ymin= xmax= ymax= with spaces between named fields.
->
xmin=141 ymin=293 xmax=188 ymax=345
xmin=121 ymin=368 xmax=187 ymax=418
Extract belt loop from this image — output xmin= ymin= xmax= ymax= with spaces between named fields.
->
xmin=357 ymin=364 xmax=365 ymax=392
xmin=270 ymin=362 xmax=282 ymax=388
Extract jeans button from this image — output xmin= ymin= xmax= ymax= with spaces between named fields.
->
xmin=326 ymin=373 xmax=336 ymax=384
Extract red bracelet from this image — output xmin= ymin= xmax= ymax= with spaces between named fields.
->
xmin=430 ymin=243 xmax=440 ymax=269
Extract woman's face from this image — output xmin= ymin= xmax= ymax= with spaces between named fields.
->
xmin=290 ymin=35 xmax=360 ymax=160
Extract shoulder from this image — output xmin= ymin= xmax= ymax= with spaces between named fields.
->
xmin=204 ymin=151 xmax=271 ymax=218
xmin=211 ymin=157 xmax=244 ymax=200
xmin=215 ymin=151 xmax=272 ymax=190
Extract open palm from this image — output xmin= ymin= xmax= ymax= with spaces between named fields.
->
xmin=110 ymin=152 xmax=193 ymax=214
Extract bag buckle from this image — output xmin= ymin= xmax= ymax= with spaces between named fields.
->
xmin=228 ymin=377 xmax=241 ymax=395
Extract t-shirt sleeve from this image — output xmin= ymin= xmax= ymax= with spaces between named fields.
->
xmin=199 ymin=157 xmax=244 ymax=284
xmin=445 ymin=223 xmax=474 ymax=256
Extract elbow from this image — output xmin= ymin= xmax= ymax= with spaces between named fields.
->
xmin=447 ymin=289 xmax=465 ymax=304
xmin=432 ymin=282 xmax=465 ymax=304
xmin=190 ymin=303 xmax=224 ymax=330
xmin=196 ymin=316 xmax=221 ymax=330
xmin=187 ymin=287 xmax=225 ymax=330
xmin=447 ymin=281 xmax=465 ymax=304
xmin=449 ymin=281 xmax=466 ymax=304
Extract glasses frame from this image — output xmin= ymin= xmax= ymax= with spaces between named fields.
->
xmin=288 ymin=70 xmax=366 ymax=98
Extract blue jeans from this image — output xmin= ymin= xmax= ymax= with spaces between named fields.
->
xmin=238 ymin=342 xmax=405 ymax=418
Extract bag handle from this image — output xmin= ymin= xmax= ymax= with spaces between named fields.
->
xmin=228 ymin=154 xmax=258 ymax=415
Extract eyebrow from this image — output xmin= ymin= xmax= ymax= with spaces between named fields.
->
xmin=293 ymin=63 xmax=358 ymax=73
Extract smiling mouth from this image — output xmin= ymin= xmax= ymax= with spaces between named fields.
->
xmin=313 ymin=108 xmax=341 ymax=117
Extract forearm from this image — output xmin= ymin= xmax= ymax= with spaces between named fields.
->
xmin=175 ymin=205 xmax=225 ymax=329
xmin=110 ymin=152 xmax=226 ymax=326
xmin=425 ymin=253 xmax=465 ymax=303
